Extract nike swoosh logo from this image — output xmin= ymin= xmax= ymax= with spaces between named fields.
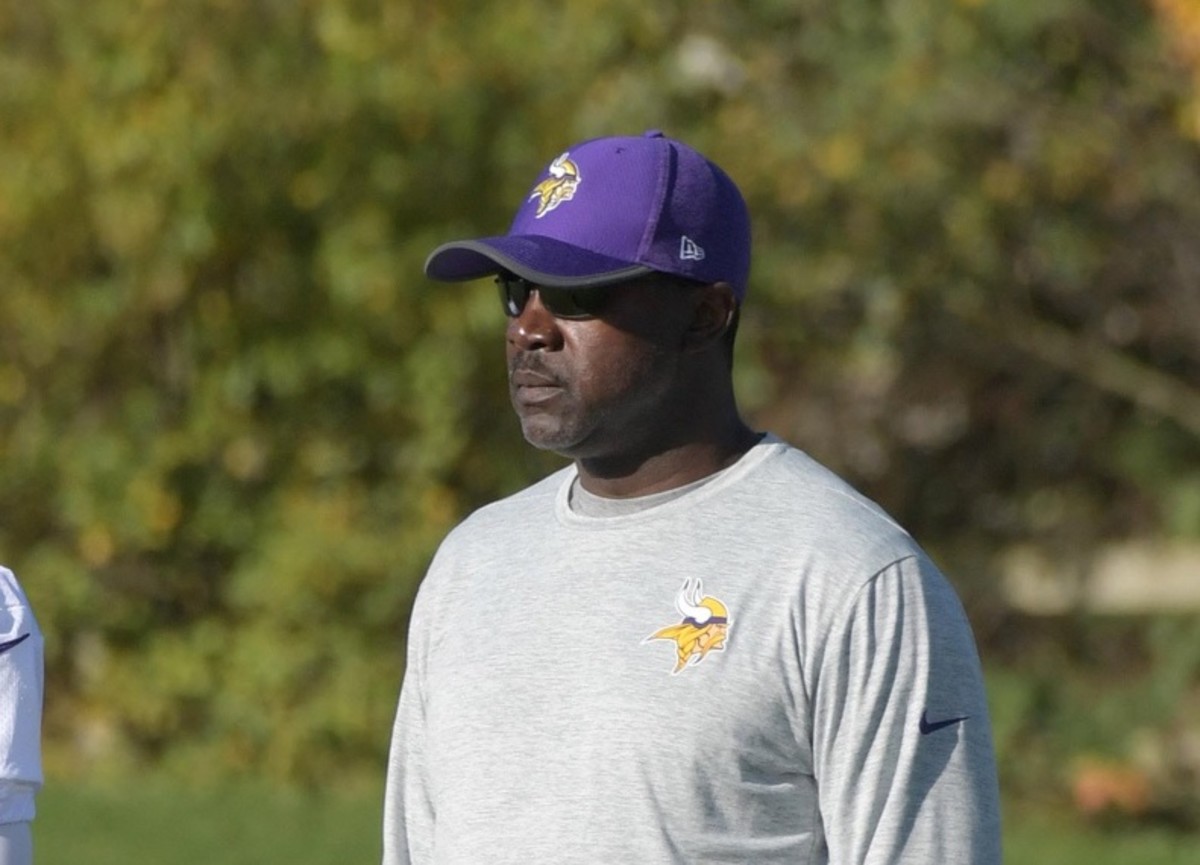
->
xmin=919 ymin=709 xmax=969 ymax=735
xmin=0 ymin=633 xmax=31 ymax=655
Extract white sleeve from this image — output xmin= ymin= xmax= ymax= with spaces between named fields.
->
xmin=0 ymin=821 xmax=32 ymax=865
xmin=0 ymin=567 xmax=43 ymax=828
xmin=382 ymin=592 xmax=435 ymax=865
xmin=811 ymin=555 xmax=1002 ymax=864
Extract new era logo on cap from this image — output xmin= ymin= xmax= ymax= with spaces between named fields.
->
xmin=679 ymin=236 xmax=706 ymax=261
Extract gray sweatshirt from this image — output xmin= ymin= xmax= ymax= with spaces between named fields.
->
xmin=384 ymin=436 xmax=1002 ymax=863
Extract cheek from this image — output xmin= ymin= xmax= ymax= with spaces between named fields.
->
xmin=573 ymin=330 xmax=674 ymax=404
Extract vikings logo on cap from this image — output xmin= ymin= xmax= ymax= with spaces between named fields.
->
xmin=646 ymin=578 xmax=731 ymax=674
xmin=528 ymin=152 xmax=581 ymax=218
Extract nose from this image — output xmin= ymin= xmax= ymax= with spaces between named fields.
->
xmin=506 ymin=290 xmax=564 ymax=352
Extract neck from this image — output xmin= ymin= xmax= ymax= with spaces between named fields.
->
xmin=574 ymin=412 xmax=760 ymax=499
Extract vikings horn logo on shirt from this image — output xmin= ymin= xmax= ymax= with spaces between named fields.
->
xmin=528 ymin=152 xmax=581 ymax=218
xmin=646 ymin=578 xmax=731 ymax=674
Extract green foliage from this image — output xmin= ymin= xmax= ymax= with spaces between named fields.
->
xmin=0 ymin=0 xmax=1197 ymax=783
xmin=988 ymin=617 xmax=1200 ymax=828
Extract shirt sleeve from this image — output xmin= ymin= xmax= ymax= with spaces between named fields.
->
xmin=382 ymin=589 xmax=435 ymax=865
xmin=0 ymin=568 xmax=43 ymax=828
xmin=0 ymin=821 xmax=33 ymax=865
xmin=811 ymin=554 xmax=1002 ymax=864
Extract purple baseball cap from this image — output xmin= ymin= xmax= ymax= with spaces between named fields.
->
xmin=424 ymin=130 xmax=752 ymax=299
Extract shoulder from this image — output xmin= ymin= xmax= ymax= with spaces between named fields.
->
xmin=404 ymin=467 xmax=572 ymax=643
xmin=725 ymin=437 xmax=935 ymax=600
xmin=745 ymin=437 xmax=916 ymax=549
xmin=446 ymin=466 xmax=570 ymax=545
xmin=416 ymin=466 xmax=572 ymax=589
xmin=748 ymin=437 xmax=899 ymax=519
xmin=0 ymin=566 xmax=40 ymax=637
xmin=1 ymin=566 xmax=29 ymax=606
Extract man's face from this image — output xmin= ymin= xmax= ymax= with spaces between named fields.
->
xmin=503 ymin=276 xmax=697 ymax=459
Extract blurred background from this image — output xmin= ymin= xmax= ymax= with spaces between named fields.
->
xmin=2 ymin=0 xmax=1199 ymax=861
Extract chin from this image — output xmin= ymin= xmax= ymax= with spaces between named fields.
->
xmin=521 ymin=422 xmax=614 ymax=461
xmin=519 ymin=419 xmax=584 ymax=455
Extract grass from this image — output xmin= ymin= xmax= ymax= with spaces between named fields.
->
xmin=32 ymin=775 xmax=1200 ymax=864
xmin=35 ymin=776 xmax=383 ymax=865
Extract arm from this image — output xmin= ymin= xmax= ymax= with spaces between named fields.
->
xmin=811 ymin=555 xmax=1002 ymax=864
xmin=0 ymin=567 xmax=44 ymax=865
xmin=382 ymin=593 xmax=435 ymax=865
xmin=0 ymin=822 xmax=32 ymax=865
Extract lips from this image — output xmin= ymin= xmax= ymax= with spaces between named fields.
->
xmin=509 ymin=365 xmax=565 ymax=407
xmin=510 ymin=369 xmax=560 ymax=388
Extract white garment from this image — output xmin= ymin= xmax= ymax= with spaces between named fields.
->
xmin=384 ymin=436 xmax=1001 ymax=863
xmin=0 ymin=567 xmax=43 ymax=828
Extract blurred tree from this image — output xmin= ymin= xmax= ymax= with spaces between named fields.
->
xmin=1152 ymin=0 xmax=1200 ymax=137
xmin=0 ymin=0 xmax=1196 ymax=783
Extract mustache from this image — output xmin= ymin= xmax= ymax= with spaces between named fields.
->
xmin=507 ymin=353 xmax=563 ymax=385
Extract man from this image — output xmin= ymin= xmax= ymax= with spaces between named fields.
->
xmin=0 ymin=567 xmax=43 ymax=865
xmin=383 ymin=130 xmax=1001 ymax=863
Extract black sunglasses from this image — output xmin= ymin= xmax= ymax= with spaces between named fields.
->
xmin=495 ymin=273 xmax=612 ymax=320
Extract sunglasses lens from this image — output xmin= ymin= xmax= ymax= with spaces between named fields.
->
xmin=497 ymin=276 xmax=528 ymax=317
xmin=496 ymin=275 xmax=607 ymax=319
xmin=540 ymin=286 xmax=596 ymax=318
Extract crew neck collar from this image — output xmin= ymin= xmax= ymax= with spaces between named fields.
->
xmin=556 ymin=433 xmax=783 ymax=526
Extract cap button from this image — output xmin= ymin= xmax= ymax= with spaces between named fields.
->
xmin=643 ymin=129 xmax=665 ymax=139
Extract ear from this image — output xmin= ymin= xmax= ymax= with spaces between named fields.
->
xmin=682 ymin=282 xmax=738 ymax=353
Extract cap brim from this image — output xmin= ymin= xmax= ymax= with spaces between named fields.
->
xmin=424 ymin=235 xmax=653 ymax=289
